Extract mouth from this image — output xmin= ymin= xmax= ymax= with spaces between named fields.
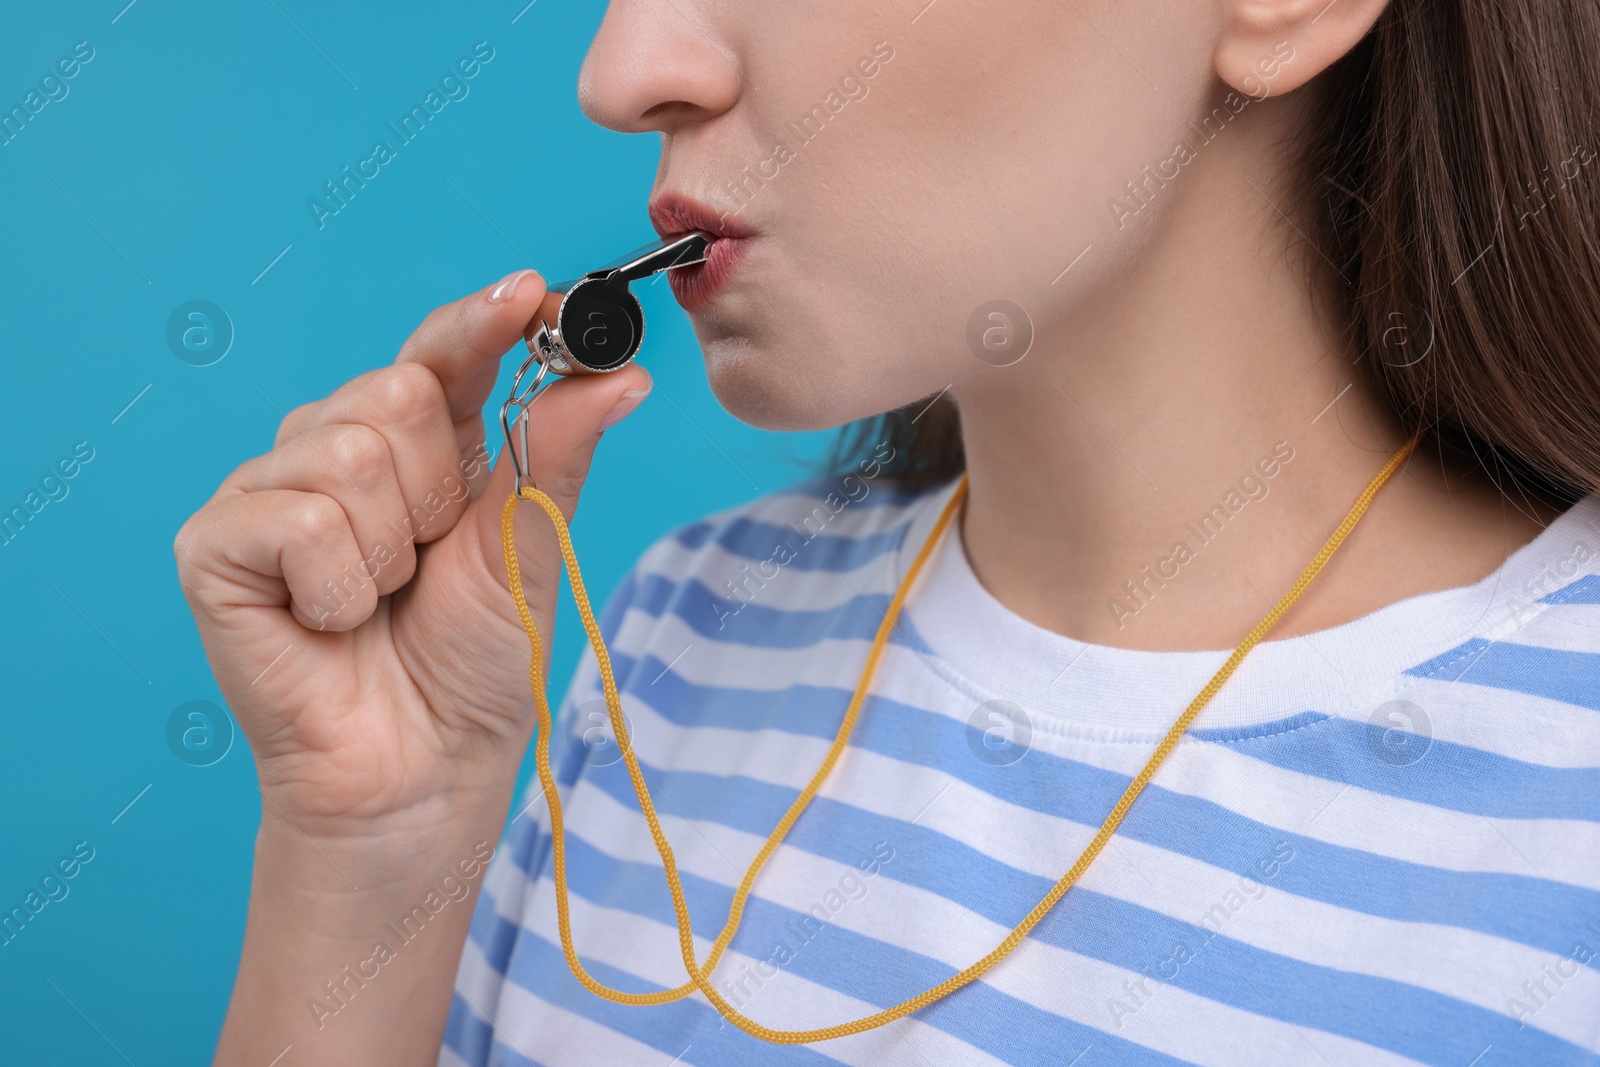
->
xmin=648 ymin=193 xmax=756 ymax=312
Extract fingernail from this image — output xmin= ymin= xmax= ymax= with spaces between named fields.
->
xmin=599 ymin=388 xmax=651 ymax=432
xmin=488 ymin=269 xmax=537 ymax=304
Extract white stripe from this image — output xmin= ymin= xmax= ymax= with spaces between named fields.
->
xmin=552 ymin=703 xmax=1600 ymax=1047
xmin=521 ymin=824 xmax=1428 ymax=1067
xmin=452 ymin=935 xmax=511 ymax=1027
xmin=1375 ymin=673 xmax=1600 ymax=769
xmin=1503 ymin=602 xmax=1600 ymax=654
xmin=1164 ymin=742 xmax=1600 ymax=892
xmin=607 ymin=657 xmax=1600 ymax=893
xmin=606 ymin=606 xmax=893 ymax=692
xmin=515 ymin=884 xmax=1001 ymax=1066
xmin=637 ymin=530 xmax=902 ymax=616
xmin=492 ymin=980 xmax=686 ymax=1065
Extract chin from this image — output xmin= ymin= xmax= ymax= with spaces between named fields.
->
xmin=700 ymin=333 xmax=838 ymax=431
xmin=693 ymin=320 xmax=943 ymax=434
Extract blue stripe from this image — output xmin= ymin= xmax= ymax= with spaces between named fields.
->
xmin=1038 ymin=889 xmax=1590 ymax=1065
xmin=602 ymin=650 xmax=864 ymax=740
xmin=441 ymin=991 xmax=547 ymax=1067
xmin=1541 ymin=572 xmax=1600 ymax=603
xmin=481 ymin=834 xmax=1188 ymax=1066
xmin=494 ymin=824 xmax=1588 ymax=1065
xmin=625 ymin=573 xmax=912 ymax=651
xmin=612 ymin=596 xmax=939 ymax=680
xmin=672 ymin=513 xmax=912 ymax=574
xmin=1406 ymin=637 xmax=1600 ymax=712
xmin=554 ymin=706 xmax=1600 ymax=970
xmin=486 ymin=1038 xmax=547 ymax=1067
xmin=599 ymin=645 xmax=1600 ymax=856
xmin=1212 ymin=714 xmax=1600 ymax=820
xmin=1181 ymin=710 xmax=1329 ymax=744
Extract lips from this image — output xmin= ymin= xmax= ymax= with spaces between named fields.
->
xmin=648 ymin=192 xmax=755 ymax=311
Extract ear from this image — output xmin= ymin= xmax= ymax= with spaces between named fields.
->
xmin=1215 ymin=0 xmax=1391 ymax=98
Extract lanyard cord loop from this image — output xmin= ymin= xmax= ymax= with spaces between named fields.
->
xmin=499 ymin=434 xmax=1419 ymax=1044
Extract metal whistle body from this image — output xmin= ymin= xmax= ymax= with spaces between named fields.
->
xmin=501 ymin=230 xmax=712 ymax=496
xmin=526 ymin=230 xmax=712 ymax=375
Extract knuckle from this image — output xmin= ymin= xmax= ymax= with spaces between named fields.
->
xmin=368 ymin=362 xmax=443 ymax=426
xmin=172 ymin=516 xmax=203 ymax=573
xmin=290 ymin=495 xmax=348 ymax=545
xmin=275 ymin=402 xmax=320 ymax=447
xmin=326 ymin=424 xmax=391 ymax=483
xmin=400 ymin=305 xmax=454 ymax=359
xmin=542 ymin=464 xmax=591 ymax=510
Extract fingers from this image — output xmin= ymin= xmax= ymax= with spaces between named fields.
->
xmin=175 ymin=488 xmax=376 ymax=634
xmin=267 ymin=362 xmax=479 ymax=543
xmin=396 ymin=269 xmax=566 ymax=424
xmin=220 ymin=424 xmax=418 ymax=598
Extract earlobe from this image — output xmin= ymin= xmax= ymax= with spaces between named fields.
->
xmin=1215 ymin=0 xmax=1391 ymax=97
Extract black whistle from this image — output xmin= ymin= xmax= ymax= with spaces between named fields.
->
xmin=501 ymin=231 xmax=713 ymax=494
xmin=525 ymin=230 xmax=713 ymax=375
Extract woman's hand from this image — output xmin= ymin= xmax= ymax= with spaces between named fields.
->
xmin=178 ymin=269 xmax=652 ymax=1064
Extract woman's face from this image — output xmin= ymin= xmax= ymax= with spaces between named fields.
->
xmin=578 ymin=1 xmax=1248 ymax=431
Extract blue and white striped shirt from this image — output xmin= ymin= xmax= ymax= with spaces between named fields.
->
xmin=444 ymin=472 xmax=1600 ymax=1065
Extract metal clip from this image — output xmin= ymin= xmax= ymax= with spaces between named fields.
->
xmin=500 ymin=348 xmax=552 ymax=497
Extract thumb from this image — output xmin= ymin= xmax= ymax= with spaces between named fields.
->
xmin=492 ymin=360 xmax=654 ymax=522
xmin=388 ymin=360 xmax=653 ymax=732
xmin=468 ymin=357 xmax=653 ymax=628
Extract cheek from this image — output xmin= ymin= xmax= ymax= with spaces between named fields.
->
xmin=701 ymin=0 xmax=1216 ymax=428
xmin=693 ymin=210 xmax=993 ymax=431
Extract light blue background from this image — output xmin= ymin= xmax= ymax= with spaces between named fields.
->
xmin=0 ymin=3 xmax=830 ymax=1062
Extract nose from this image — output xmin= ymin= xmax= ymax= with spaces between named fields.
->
xmin=578 ymin=0 xmax=742 ymax=135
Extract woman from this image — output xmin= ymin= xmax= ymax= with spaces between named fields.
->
xmin=178 ymin=0 xmax=1600 ymax=1062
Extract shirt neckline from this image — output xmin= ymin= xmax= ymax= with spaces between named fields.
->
xmin=892 ymin=478 xmax=1600 ymax=736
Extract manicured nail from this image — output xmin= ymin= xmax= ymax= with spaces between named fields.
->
xmin=488 ymin=269 xmax=537 ymax=304
xmin=599 ymin=388 xmax=651 ymax=432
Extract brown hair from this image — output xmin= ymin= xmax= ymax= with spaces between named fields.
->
xmin=831 ymin=0 xmax=1600 ymax=505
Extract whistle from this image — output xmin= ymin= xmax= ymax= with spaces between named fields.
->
xmin=501 ymin=230 xmax=713 ymax=495
xmin=525 ymin=230 xmax=713 ymax=375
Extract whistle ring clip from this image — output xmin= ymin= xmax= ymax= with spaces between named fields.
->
xmin=500 ymin=348 xmax=552 ymax=498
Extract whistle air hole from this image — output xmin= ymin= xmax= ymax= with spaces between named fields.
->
xmin=560 ymin=280 xmax=644 ymax=371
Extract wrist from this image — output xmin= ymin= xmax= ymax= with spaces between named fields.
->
xmin=250 ymin=776 xmax=516 ymax=904
xmin=250 ymin=727 xmax=529 ymax=876
xmin=217 ymin=806 xmax=509 ymax=1064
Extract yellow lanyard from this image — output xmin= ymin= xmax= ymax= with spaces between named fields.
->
xmin=500 ymin=434 xmax=1419 ymax=1044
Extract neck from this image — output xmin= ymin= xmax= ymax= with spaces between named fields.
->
xmin=950 ymin=94 xmax=1557 ymax=653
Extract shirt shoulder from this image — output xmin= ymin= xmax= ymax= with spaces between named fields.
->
xmin=603 ymin=468 xmax=952 ymax=655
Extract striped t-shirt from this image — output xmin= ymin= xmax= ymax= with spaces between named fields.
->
xmin=444 ymin=472 xmax=1600 ymax=1066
